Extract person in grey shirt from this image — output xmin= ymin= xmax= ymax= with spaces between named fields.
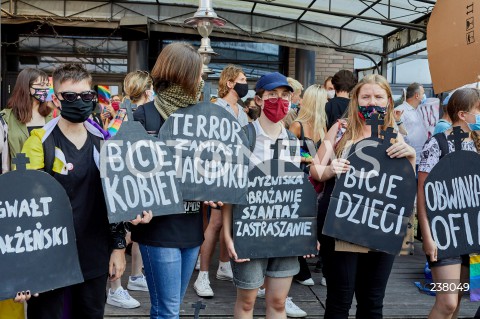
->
xmin=215 ymin=64 xmax=249 ymax=127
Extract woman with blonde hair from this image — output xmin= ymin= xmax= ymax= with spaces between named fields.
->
xmin=131 ymin=42 xmax=206 ymax=318
xmin=106 ymin=70 xmax=154 ymax=309
xmin=123 ymin=70 xmax=154 ymax=107
xmin=311 ymin=74 xmax=415 ymax=318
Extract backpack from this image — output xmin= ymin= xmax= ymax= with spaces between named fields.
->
xmin=138 ymin=101 xmax=165 ymax=137
xmin=244 ymin=122 xmax=298 ymax=156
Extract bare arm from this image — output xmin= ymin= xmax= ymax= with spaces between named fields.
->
xmin=221 ymin=204 xmax=249 ymax=262
xmin=310 ymin=124 xmax=349 ymax=182
xmin=417 ymin=171 xmax=437 ymax=262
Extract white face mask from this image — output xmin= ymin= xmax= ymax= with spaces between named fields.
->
xmin=327 ymin=90 xmax=336 ymax=99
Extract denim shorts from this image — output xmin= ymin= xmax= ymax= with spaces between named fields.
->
xmin=427 ymin=255 xmax=470 ymax=268
xmin=231 ymin=256 xmax=299 ymax=289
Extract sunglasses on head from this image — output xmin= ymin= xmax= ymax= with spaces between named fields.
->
xmin=56 ymin=91 xmax=97 ymax=103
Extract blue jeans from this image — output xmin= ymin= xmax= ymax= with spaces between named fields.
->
xmin=139 ymin=244 xmax=200 ymax=319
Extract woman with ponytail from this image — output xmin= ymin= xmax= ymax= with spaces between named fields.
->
xmin=418 ymin=87 xmax=480 ymax=319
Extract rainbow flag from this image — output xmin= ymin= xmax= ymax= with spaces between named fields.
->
xmin=470 ymin=254 xmax=480 ymax=301
xmin=107 ymin=109 xmax=126 ymax=137
xmin=97 ymin=85 xmax=111 ymax=109
xmin=46 ymin=76 xmax=54 ymax=101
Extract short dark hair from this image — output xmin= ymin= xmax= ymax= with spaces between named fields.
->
xmin=332 ymin=70 xmax=357 ymax=93
xmin=52 ymin=63 xmax=92 ymax=93
xmin=406 ymin=82 xmax=423 ymax=99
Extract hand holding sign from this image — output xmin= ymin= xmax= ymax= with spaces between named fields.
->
xmin=0 ymin=153 xmax=83 ymax=301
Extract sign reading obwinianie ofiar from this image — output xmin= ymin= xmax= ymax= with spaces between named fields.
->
xmin=323 ymin=114 xmax=417 ymax=255
xmin=100 ymin=100 xmax=184 ymax=223
xmin=0 ymin=154 xmax=83 ymax=301
xmin=424 ymin=126 xmax=480 ymax=259
xmin=233 ymin=140 xmax=318 ymax=259
xmin=159 ymin=102 xmax=250 ymax=204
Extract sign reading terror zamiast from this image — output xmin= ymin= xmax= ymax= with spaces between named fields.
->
xmin=424 ymin=127 xmax=480 ymax=259
xmin=159 ymin=102 xmax=250 ymax=204
xmin=0 ymin=154 xmax=83 ymax=301
xmin=233 ymin=158 xmax=318 ymax=259
xmin=323 ymin=117 xmax=416 ymax=255
xmin=100 ymin=102 xmax=184 ymax=224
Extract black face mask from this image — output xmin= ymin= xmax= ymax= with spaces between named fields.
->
xmin=233 ymin=83 xmax=249 ymax=99
xmin=60 ymin=99 xmax=94 ymax=123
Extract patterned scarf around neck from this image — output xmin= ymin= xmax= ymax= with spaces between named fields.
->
xmin=154 ymin=80 xmax=204 ymax=120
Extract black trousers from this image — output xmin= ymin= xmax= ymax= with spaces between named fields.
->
xmin=322 ymin=239 xmax=395 ymax=319
xmin=27 ymin=274 xmax=108 ymax=319
xmin=294 ymin=256 xmax=313 ymax=281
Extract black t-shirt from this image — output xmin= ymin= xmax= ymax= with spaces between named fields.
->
xmin=130 ymin=103 xmax=204 ymax=248
xmin=325 ymin=97 xmax=350 ymax=130
xmin=51 ymin=126 xmax=110 ymax=280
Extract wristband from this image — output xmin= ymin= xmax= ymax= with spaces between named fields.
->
xmin=396 ymin=121 xmax=403 ymax=126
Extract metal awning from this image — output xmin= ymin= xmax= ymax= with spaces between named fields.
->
xmin=2 ymin=0 xmax=434 ymax=57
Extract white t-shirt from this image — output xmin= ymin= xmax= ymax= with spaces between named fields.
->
xmin=249 ymin=120 xmax=300 ymax=171
xmin=397 ymin=101 xmax=429 ymax=164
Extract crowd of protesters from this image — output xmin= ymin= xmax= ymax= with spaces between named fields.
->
xmin=0 ymin=40 xmax=477 ymax=319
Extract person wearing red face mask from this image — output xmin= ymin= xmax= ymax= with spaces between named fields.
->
xmin=221 ymin=72 xmax=315 ymax=318
xmin=100 ymin=94 xmax=122 ymax=131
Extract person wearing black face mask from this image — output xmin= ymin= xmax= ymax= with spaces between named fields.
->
xmin=19 ymin=63 xmax=152 ymax=319
xmin=0 ymin=68 xmax=54 ymax=172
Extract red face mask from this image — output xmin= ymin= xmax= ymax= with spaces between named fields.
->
xmin=263 ymin=98 xmax=289 ymax=123
xmin=111 ymin=101 xmax=120 ymax=111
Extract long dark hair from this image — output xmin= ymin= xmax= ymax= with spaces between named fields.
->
xmin=6 ymin=68 xmax=51 ymax=124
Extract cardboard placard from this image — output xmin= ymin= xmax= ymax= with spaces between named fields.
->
xmin=100 ymin=111 xmax=184 ymax=224
xmin=323 ymin=128 xmax=416 ymax=255
xmin=0 ymin=154 xmax=83 ymax=301
xmin=233 ymin=159 xmax=317 ymax=259
xmin=424 ymin=128 xmax=480 ymax=258
xmin=159 ymin=102 xmax=249 ymax=204
xmin=427 ymin=0 xmax=480 ymax=93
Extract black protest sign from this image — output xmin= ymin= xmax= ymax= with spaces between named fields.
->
xmin=424 ymin=127 xmax=480 ymax=259
xmin=233 ymin=159 xmax=318 ymax=259
xmin=100 ymin=100 xmax=184 ymax=223
xmin=159 ymin=102 xmax=250 ymax=204
xmin=0 ymin=154 xmax=83 ymax=301
xmin=323 ymin=123 xmax=416 ymax=255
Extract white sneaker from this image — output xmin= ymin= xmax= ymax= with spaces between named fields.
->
xmin=194 ymin=272 xmax=214 ymax=297
xmin=296 ymin=278 xmax=314 ymax=286
xmin=106 ymin=287 xmax=140 ymax=309
xmin=285 ymin=297 xmax=307 ymax=318
xmin=321 ymin=276 xmax=327 ymax=286
xmin=127 ymin=275 xmax=149 ymax=291
xmin=257 ymin=288 xmax=265 ymax=299
xmin=216 ymin=262 xmax=233 ymax=281
xmin=195 ymin=254 xmax=201 ymax=271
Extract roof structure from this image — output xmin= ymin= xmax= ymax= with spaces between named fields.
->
xmin=1 ymin=0 xmax=435 ymax=72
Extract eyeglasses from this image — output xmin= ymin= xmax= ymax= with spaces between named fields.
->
xmin=31 ymin=82 xmax=49 ymax=88
xmin=56 ymin=91 xmax=97 ymax=103
xmin=264 ymin=92 xmax=292 ymax=103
